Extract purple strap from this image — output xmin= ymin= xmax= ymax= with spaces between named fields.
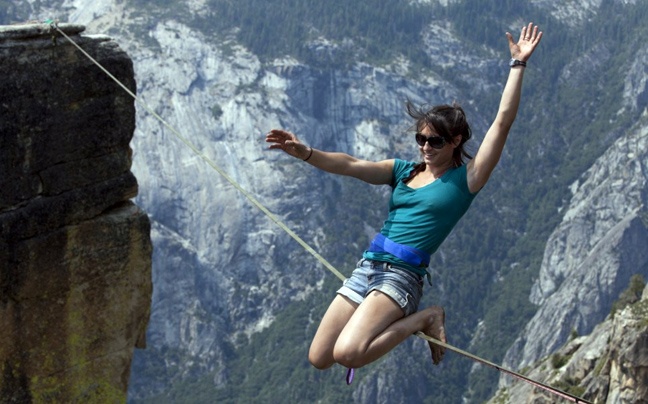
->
xmin=367 ymin=233 xmax=430 ymax=267
xmin=346 ymin=368 xmax=355 ymax=385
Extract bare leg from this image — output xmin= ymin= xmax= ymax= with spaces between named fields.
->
xmin=332 ymin=291 xmax=447 ymax=369
xmin=308 ymin=294 xmax=359 ymax=369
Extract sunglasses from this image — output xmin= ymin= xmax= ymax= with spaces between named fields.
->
xmin=415 ymin=133 xmax=447 ymax=149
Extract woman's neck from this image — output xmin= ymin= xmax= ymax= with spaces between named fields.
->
xmin=425 ymin=160 xmax=454 ymax=178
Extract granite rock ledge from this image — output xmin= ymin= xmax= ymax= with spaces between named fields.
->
xmin=0 ymin=23 xmax=152 ymax=402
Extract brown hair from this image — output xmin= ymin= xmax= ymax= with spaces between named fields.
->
xmin=403 ymin=101 xmax=473 ymax=183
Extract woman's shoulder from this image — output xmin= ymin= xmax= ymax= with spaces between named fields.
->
xmin=389 ymin=159 xmax=420 ymax=187
xmin=392 ymin=159 xmax=417 ymax=179
xmin=393 ymin=158 xmax=417 ymax=170
xmin=445 ymin=164 xmax=477 ymax=196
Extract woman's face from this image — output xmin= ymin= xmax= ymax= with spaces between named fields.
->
xmin=417 ymin=125 xmax=458 ymax=166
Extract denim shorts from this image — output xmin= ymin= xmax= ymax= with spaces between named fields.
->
xmin=337 ymin=259 xmax=424 ymax=316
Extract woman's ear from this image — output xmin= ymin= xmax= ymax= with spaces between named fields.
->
xmin=452 ymin=135 xmax=463 ymax=148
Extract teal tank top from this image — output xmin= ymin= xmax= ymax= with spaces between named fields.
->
xmin=363 ymin=159 xmax=477 ymax=276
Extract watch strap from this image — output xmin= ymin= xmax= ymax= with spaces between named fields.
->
xmin=509 ymin=58 xmax=527 ymax=68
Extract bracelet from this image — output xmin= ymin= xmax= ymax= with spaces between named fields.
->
xmin=303 ymin=147 xmax=314 ymax=161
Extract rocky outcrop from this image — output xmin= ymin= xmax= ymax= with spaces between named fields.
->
xmin=0 ymin=23 xmax=152 ymax=402
xmin=488 ymin=283 xmax=648 ymax=404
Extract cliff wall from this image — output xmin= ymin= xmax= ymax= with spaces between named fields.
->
xmin=0 ymin=23 xmax=152 ymax=402
xmin=488 ymin=283 xmax=648 ymax=403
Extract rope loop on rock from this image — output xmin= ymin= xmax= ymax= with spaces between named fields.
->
xmin=44 ymin=19 xmax=60 ymax=45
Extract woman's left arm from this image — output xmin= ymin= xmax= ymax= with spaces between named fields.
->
xmin=467 ymin=22 xmax=543 ymax=194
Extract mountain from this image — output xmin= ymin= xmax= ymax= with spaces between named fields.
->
xmin=3 ymin=0 xmax=648 ymax=402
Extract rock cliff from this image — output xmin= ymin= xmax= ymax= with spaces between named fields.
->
xmin=488 ymin=282 xmax=648 ymax=403
xmin=501 ymin=114 xmax=648 ymax=375
xmin=0 ymin=23 xmax=152 ymax=402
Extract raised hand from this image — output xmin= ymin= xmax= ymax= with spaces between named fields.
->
xmin=265 ymin=129 xmax=311 ymax=160
xmin=506 ymin=22 xmax=543 ymax=62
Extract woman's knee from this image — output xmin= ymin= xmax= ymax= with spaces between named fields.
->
xmin=332 ymin=341 xmax=364 ymax=369
xmin=308 ymin=344 xmax=335 ymax=370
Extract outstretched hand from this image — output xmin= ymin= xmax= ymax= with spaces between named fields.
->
xmin=265 ymin=129 xmax=310 ymax=160
xmin=506 ymin=22 xmax=543 ymax=62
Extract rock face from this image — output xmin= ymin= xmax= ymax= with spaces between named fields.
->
xmin=501 ymin=117 xmax=648 ymax=373
xmin=488 ymin=284 xmax=648 ymax=404
xmin=0 ymin=23 xmax=152 ymax=402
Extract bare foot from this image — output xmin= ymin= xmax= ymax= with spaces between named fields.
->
xmin=423 ymin=306 xmax=446 ymax=365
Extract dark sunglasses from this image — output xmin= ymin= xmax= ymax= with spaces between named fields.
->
xmin=415 ymin=133 xmax=447 ymax=149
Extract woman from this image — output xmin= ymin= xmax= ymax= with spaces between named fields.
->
xmin=265 ymin=23 xmax=542 ymax=371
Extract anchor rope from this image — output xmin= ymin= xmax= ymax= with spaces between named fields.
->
xmin=48 ymin=21 xmax=591 ymax=404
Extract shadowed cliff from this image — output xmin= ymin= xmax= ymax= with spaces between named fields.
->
xmin=0 ymin=23 xmax=152 ymax=402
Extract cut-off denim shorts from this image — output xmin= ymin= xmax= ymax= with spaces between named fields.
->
xmin=337 ymin=259 xmax=424 ymax=316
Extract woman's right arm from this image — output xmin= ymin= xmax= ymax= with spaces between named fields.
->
xmin=265 ymin=129 xmax=394 ymax=185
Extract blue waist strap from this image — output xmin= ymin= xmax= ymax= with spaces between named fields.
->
xmin=367 ymin=234 xmax=430 ymax=267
